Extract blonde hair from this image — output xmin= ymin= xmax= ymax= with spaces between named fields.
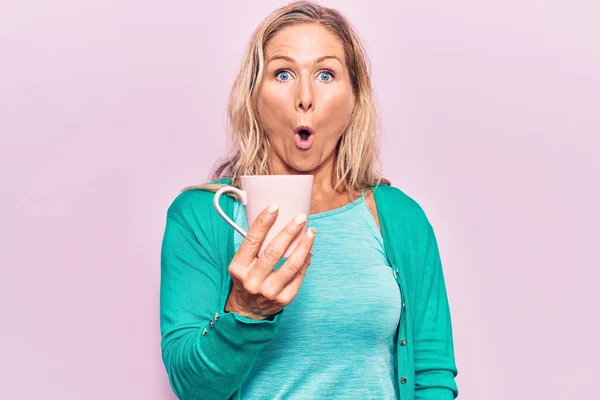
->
xmin=189 ymin=0 xmax=389 ymax=194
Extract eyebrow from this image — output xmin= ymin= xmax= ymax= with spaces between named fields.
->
xmin=267 ymin=55 xmax=343 ymax=66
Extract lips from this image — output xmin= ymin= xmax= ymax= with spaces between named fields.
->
xmin=294 ymin=125 xmax=314 ymax=150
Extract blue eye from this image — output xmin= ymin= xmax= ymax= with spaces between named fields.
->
xmin=276 ymin=71 xmax=291 ymax=81
xmin=319 ymin=71 xmax=333 ymax=82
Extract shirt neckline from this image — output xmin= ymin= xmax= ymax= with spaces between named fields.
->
xmin=309 ymin=193 xmax=364 ymax=219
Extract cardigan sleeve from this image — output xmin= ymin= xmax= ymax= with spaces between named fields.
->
xmin=160 ymin=199 xmax=282 ymax=400
xmin=413 ymin=223 xmax=459 ymax=399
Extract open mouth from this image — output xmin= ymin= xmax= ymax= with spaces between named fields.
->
xmin=299 ymin=129 xmax=311 ymax=140
xmin=294 ymin=126 xmax=314 ymax=150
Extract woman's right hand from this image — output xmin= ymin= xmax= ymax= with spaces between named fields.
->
xmin=225 ymin=204 xmax=316 ymax=320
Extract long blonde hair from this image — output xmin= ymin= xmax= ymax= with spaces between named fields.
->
xmin=190 ymin=0 xmax=389 ymax=193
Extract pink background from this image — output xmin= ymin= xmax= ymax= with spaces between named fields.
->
xmin=1 ymin=0 xmax=598 ymax=399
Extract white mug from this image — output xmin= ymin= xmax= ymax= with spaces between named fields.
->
xmin=213 ymin=175 xmax=313 ymax=258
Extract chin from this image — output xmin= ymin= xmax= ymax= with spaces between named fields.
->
xmin=286 ymin=157 xmax=320 ymax=173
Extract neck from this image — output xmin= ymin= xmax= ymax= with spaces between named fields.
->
xmin=269 ymin=153 xmax=340 ymax=198
xmin=269 ymin=153 xmax=360 ymax=214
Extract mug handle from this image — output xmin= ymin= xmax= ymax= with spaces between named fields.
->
xmin=213 ymin=185 xmax=248 ymax=237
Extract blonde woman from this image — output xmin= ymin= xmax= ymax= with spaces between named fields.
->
xmin=160 ymin=1 xmax=458 ymax=399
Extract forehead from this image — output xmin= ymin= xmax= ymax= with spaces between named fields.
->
xmin=265 ymin=23 xmax=345 ymax=61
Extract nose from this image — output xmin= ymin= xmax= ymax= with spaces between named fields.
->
xmin=295 ymin=75 xmax=314 ymax=113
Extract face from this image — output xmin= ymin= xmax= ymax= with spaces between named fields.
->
xmin=256 ymin=23 xmax=356 ymax=174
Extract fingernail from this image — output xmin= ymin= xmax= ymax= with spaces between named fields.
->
xmin=307 ymin=227 xmax=316 ymax=238
xmin=267 ymin=204 xmax=279 ymax=214
xmin=294 ymin=213 xmax=307 ymax=225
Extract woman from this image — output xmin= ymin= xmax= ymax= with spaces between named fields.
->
xmin=160 ymin=1 xmax=458 ymax=399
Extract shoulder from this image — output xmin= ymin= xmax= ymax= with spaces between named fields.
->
xmin=371 ymin=184 xmax=432 ymax=231
xmin=372 ymin=185 xmax=441 ymax=279
xmin=166 ymin=178 xmax=233 ymax=225
xmin=167 ymin=188 xmax=214 ymax=221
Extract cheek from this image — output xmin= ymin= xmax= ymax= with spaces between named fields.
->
xmin=257 ymin=84 xmax=291 ymax=132
xmin=321 ymin=89 xmax=355 ymax=134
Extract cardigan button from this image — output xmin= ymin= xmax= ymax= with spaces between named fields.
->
xmin=400 ymin=339 xmax=407 ymax=346
xmin=400 ymin=377 xmax=407 ymax=384
xmin=209 ymin=319 xmax=215 ymax=328
xmin=202 ymin=328 xmax=208 ymax=336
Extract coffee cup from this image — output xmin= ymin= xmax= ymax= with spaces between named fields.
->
xmin=213 ymin=175 xmax=313 ymax=258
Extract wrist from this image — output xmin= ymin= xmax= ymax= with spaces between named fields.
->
xmin=225 ymin=297 xmax=270 ymax=320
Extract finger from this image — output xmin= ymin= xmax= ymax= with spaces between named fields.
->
xmin=228 ymin=255 xmax=258 ymax=284
xmin=275 ymin=249 xmax=313 ymax=305
xmin=262 ymin=227 xmax=315 ymax=295
xmin=231 ymin=204 xmax=279 ymax=267
xmin=251 ymin=213 xmax=308 ymax=280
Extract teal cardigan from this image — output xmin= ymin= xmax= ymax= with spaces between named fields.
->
xmin=160 ymin=180 xmax=459 ymax=399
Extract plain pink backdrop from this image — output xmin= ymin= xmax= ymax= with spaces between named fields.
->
xmin=1 ymin=0 xmax=598 ymax=399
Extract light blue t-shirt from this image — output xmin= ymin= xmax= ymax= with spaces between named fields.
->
xmin=233 ymin=190 xmax=402 ymax=399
